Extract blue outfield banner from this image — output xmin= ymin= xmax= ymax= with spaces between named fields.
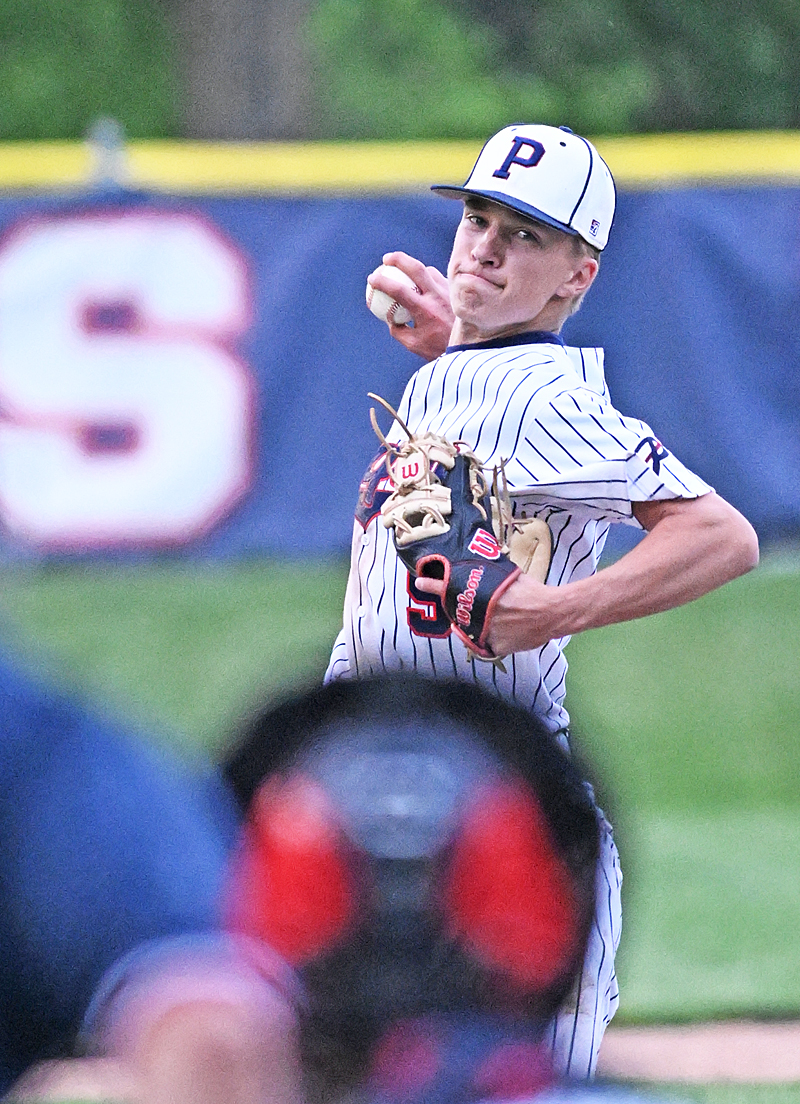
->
xmin=0 ymin=183 xmax=797 ymax=560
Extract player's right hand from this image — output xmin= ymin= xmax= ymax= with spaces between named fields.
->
xmin=374 ymin=251 xmax=454 ymax=360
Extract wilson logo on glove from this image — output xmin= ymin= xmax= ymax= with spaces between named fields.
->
xmin=456 ymin=567 xmax=484 ymax=627
xmin=400 ymin=461 xmax=421 ymax=481
xmin=468 ymin=529 xmax=502 ymax=560
xmin=366 ymin=392 xmax=525 ymax=664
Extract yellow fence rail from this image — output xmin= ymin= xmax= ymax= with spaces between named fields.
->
xmin=1 ymin=131 xmax=800 ymax=194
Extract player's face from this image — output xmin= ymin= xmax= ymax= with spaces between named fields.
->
xmin=446 ymin=198 xmax=598 ymax=343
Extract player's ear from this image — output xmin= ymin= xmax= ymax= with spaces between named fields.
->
xmin=558 ymin=255 xmax=598 ymax=299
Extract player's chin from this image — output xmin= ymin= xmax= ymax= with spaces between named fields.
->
xmin=450 ymin=286 xmax=496 ymax=322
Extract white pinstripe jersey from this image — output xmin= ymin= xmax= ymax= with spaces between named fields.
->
xmin=326 ymin=333 xmax=712 ymax=732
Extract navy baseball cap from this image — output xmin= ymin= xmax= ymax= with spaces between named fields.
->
xmin=432 ymin=123 xmax=616 ymax=250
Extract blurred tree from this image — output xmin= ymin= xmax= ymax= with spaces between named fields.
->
xmin=303 ymin=0 xmax=560 ymax=139
xmin=1 ymin=0 xmax=798 ymax=141
xmin=0 ymin=0 xmax=179 ymax=139
xmin=451 ymin=0 xmax=800 ymax=134
xmin=303 ymin=0 xmax=800 ymax=138
xmin=166 ymin=0 xmax=317 ymax=139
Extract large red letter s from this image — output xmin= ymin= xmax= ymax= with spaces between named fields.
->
xmin=0 ymin=210 xmax=254 ymax=549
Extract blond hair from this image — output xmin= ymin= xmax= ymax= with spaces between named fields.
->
xmin=566 ymin=236 xmax=601 ymax=317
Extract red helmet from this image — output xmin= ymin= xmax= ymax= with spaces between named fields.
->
xmin=224 ymin=675 xmax=599 ymax=1085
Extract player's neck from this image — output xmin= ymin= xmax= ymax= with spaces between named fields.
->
xmin=450 ymin=303 xmax=569 ymax=347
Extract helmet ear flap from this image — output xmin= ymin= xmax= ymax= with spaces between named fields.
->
xmin=227 ymin=774 xmax=360 ymax=965
xmin=439 ymin=780 xmax=583 ymax=992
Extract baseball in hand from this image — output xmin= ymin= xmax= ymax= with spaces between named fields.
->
xmin=366 ymin=265 xmax=418 ymax=326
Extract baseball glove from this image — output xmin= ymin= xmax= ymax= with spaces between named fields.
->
xmin=369 ymin=395 xmax=552 ymax=663
xmin=490 ymin=462 xmax=553 ymax=586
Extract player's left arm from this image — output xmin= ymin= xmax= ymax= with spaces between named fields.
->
xmin=480 ymin=491 xmax=759 ymax=656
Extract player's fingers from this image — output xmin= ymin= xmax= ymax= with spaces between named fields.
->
xmin=377 ymin=254 xmax=450 ymax=316
xmin=424 ymin=264 xmax=450 ymax=298
xmin=382 ymin=251 xmax=440 ymax=292
xmin=366 ymin=265 xmax=396 ymax=292
xmin=370 ymin=255 xmax=453 ymax=358
xmin=414 ymin=575 xmax=447 ymax=599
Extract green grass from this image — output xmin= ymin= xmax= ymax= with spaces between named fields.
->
xmin=0 ymin=557 xmax=349 ymax=759
xmin=0 ymin=549 xmax=797 ymax=1030
xmin=565 ymin=554 xmax=800 ymax=816
xmin=614 ymin=809 xmax=800 ymax=1022
xmin=563 ymin=549 xmax=800 ymax=1023
xmin=621 ymin=1088 xmax=800 ymax=1104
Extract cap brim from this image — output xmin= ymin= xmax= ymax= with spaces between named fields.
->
xmin=431 ymin=185 xmax=580 ymax=239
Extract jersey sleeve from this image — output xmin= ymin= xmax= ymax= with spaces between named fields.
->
xmin=506 ymin=386 xmax=713 ymax=526
xmin=562 ymin=345 xmax=609 ymax=401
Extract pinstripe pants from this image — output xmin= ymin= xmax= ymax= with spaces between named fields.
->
xmin=545 ymin=809 xmax=623 ymax=1079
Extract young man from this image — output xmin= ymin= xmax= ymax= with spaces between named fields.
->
xmin=325 ymin=124 xmax=759 ymax=1078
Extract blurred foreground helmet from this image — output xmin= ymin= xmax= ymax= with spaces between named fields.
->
xmin=224 ymin=676 xmax=599 ymax=1077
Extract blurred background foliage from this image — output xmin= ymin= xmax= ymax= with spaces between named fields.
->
xmin=0 ymin=0 xmax=179 ymax=139
xmin=1 ymin=0 xmax=799 ymax=141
